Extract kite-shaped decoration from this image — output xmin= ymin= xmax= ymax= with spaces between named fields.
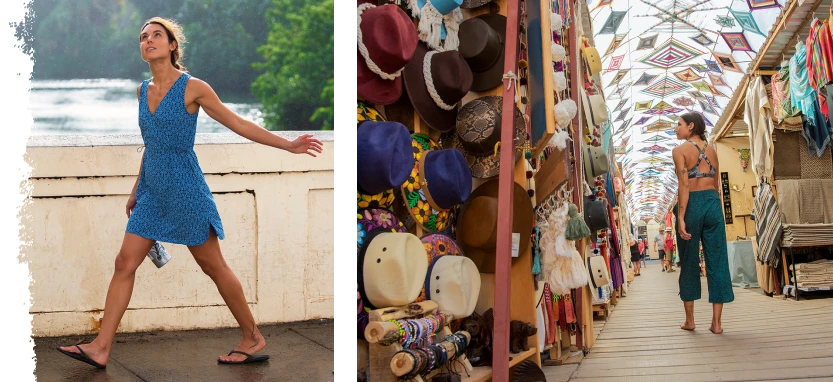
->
xmin=605 ymin=33 xmax=628 ymax=56
xmin=690 ymin=33 xmax=715 ymax=46
xmin=643 ymin=119 xmax=676 ymax=134
xmin=652 ymin=100 xmax=673 ymax=111
xmin=731 ymin=9 xmax=765 ymax=35
xmin=643 ymin=109 xmax=671 ymax=116
xmin=634 ymin=72 xmax=659 ymax=86
xmin=634 ymin=116 xmax=652 ymax=125
xmin=599 ymin=11 xmax=627 ymax=34
xmin=721 ymin=32 xmax=753 ymax=52
xmin=703 ymin=114 xmax=714 ymax=127
xmin=607 ymin=69 xmax=629 ymax=87
xmin=614 ymin=109 xmax=629 ymax=122
xmin=704 ymin=95 xmax=720 ymax=108
xmin=704 ymin=59 xmax=722 ymax=73
xmin=708 ymin=85 xmax=728 ymax=98
xmin=712 ymin=51 xmax=743 ymax=72
xmin=699 ymin=99 xmax=718 ymax=115
xmin=673 ymin=96 xmax=695 ymax=107
xmin=688 ymin=90 xmax=705 ymax=99
xmin=606 ymin=54 xmax=625 ymax=73
xmin=673 ymin=67 xmax=703 ymax=82
xmin=708 ymin=73 xmax=729 ymax=87
xmin=637 ymin=34 xmax=658 ymax=50
xmin=644 ymin=135 xmax=671 ymax=143
xmin=642 ymin=76 xmax=690 ymax=98
xmin=747 ymin=0 xmax=780 ymax=10
xmin=715 ymin=15 xmax=736 ymax=28
xmin=639 ymin=38 xmax=704 ymax=69
xmin=690 ymin=81 xmax=711 ymax=93
xmin=614 ymin=98 xmax=629 ymax=111
xmin=690 ymin=63 xmax=709 ymax=73
xmin=591 ymin=0 xmax=615 ymax=12
xmin=634 ymin=101 xmax=653 ymax=111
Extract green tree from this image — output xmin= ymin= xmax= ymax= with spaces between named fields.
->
xmin=252 ymin=0 xmax=333 ymax=130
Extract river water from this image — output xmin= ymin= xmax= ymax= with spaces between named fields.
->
xmin=28 ymin=79 xmax=263 ymax=135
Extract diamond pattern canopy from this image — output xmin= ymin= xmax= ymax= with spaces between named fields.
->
xmin=591 ymin=0 xmax=780 ymax=223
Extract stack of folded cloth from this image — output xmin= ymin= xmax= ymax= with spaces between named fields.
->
xmin=781 ymin=224 xmax=833 ymax=247
xmin=790 ymin=260 xmax=833 ymax=288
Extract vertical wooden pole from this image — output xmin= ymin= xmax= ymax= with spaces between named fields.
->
xmin=492 ymin=0 xmax=521 ymax=381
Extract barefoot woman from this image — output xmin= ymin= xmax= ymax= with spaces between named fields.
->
xmin=57 ymin=17 xmax=323 ymax=367
xmin=672 ymin=112 xmax=733 ymax=334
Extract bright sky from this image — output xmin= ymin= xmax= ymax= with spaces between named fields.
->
xmin=589 ymin=0 xmax=781 ymax=224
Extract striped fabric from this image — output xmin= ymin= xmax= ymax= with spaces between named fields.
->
xmin=753 ymin=181 xmax=783 ymax=267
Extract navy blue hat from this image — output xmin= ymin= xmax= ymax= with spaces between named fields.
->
xmin=357 ymin=121 xmax=414 ymax=195
xmin=419 ymin=149 xmax=472 ymax=209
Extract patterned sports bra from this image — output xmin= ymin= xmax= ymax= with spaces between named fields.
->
xmin=687 ymin=140 xmax=716 ymax=178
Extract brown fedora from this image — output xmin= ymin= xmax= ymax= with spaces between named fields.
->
xmin=445 ymin=96 xmax=526 ymax=178
xmin=357 ymin=3 xmax=419 ymax=105
xmin=403 ymin=42 xmax=473 ymax=132
xmin=458 ymin=14 xmax=506 ymax=92
xmin=456 ymin=179 xmax=534 ymax=273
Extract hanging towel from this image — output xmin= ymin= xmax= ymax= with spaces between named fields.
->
xmin=753 ymin=182 xmax=783 ymax=267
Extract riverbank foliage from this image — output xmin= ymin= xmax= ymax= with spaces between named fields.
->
xmin=12 ymin=0 xmax=333 ymax=131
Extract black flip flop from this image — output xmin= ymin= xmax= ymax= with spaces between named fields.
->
xmin=56 ymin=344 xmax=106 ymax=369
xmin=218 ymin=350 xmax=270 ymax=365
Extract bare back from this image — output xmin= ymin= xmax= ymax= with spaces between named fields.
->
xmin=676 ymin=140 xmax=719 ymax=192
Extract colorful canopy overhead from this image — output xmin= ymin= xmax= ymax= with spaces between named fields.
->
xmin=593 ymin=0 xmax=780 ymax=224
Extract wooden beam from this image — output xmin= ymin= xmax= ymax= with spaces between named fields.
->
xmin=492 ymin=0 xmax=521 ymax=380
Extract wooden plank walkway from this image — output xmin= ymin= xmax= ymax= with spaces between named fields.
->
xmin=565 ymin=263 xmax=833 ymax=381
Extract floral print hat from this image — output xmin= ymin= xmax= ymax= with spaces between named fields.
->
xmin=357 ymin=208 xmax=406 ymax=252
xmin=401 ymin=134 xmax=472 ymax=232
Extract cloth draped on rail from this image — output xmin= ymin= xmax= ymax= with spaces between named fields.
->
xmin=753 ymin=181 xmax=783 ymax=267
xmin=745 ymin=76 xmax=775 ymax=179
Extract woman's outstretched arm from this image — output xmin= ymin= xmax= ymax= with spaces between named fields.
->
xmin=190 ymin=79 xmax=323 ymax=157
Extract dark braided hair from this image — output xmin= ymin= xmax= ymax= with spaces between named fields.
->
xmin=679 ymin=112 xmax=707 ymax=141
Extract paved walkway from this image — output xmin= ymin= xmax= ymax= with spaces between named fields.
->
xmin=35 ymin=320 xmax=333 ymax=382
xmin=563 ymin=263 xmax=833 ymax=381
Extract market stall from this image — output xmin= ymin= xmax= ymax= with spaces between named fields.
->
xmin=712 ymin=0 xmax=833 ymax=300
xmin=356 ymin=0 xmax=626 ymax=380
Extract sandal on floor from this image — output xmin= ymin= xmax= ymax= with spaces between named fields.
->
xmin=56 ymin=342 xmax=106 ymax=369
xmin=218 ymin=350 xmax=270 ymax=365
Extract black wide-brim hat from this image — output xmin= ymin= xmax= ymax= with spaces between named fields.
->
xmin=403 ymin=42 xmax=473 ymax=132
xmin=459 ymin=14 xmax=506 ymax=92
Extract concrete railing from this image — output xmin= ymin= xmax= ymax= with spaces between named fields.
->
xmin=22 ymin=132 xmax=334 ymax=337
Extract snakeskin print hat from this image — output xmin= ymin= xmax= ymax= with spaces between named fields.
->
xmin=461 ymin=0 xmax=494 ymax=8
xmin=357 ymin=3 xmax=418 ymax=105
xmin=445 ymin=96 xmax=526 ymax=178
xmin=403 ymin=42 xmax=473 ymax=132
xmin=455 ymin=179 xmax=534 ymax=273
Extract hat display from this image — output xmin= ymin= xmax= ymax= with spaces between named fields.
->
xmin=403 ymin=42 xmax=473 ymax=132
xmin=357 ymin=121 xmax=414 ymax=195
xmin=357 ymin=4 xmax=419 ymax=105
xmin=423 ymin=255 xmax=481 ymax=318
xmin=456 ymin=179 xmax=534 ymax=273
xmin=448 ymin=96 xmax=526 ymax=178
xmin=402 ymin=134 xmax=472 ymax=232
xmin=357 ymin=99 xmax=386 ymax=124
xmin=357 ymin=101 xmax=399 ymax=209
xmin=357 ymin=208 xmax=406 ymax=250
xmin=358 ymin=230 xmax=428 ymax=309
xmin=458 ymin=14 xmax=506 ymax=92
xmin=587 ymin=254 xmax=611 ymax=288
xmin=583 ymin=144 xmax=610 ymax=183
xmin=415 ymin=233 xmax=464 ymax=302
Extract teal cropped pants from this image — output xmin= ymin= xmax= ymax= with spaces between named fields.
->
xmin=673 ymin=190 xmax=734 ymax=304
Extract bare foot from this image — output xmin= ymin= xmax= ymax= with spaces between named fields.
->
xmin=58 ymin=342 xmax=109 ymax=366
xmin=218 ymin=329 xmax=267 ymax=363
xmin=709 ymin=325 xmax=723 ymax=334
xmin=680 ymin=322 xmax=696 ymax=331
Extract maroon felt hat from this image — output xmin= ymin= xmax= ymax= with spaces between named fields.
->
xmin=357 ymin=4 xmax=419 ymax=105
xmin=403 ymin=42 xmax=473 ymax=132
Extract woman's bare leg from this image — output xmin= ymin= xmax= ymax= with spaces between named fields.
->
xmin=680 ymin=301 xmax=695 ymax=330
xmin=710 ymin=303 xmax=724 ymax=334
xmin=188 ymin=229 xmax=265 ymax=362
xmin=58 ymin=232 xmax=154 ymax=365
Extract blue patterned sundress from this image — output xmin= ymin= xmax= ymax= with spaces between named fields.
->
xmin=126 ymin=72 xmax=225 ymax=246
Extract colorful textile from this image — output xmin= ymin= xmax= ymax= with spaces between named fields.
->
xmin=790 ymin=41 xmax=831 ymax=157
xmin=806 ymin=19 xmax=833 ymax=122
xmin=753 ymin=182 xmax=783 ymax=267
xmin=771 ymin=63 xmax=799 ymax=123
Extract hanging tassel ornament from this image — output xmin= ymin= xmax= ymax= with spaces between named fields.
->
xmin=550 ymin=13 xmax=563 ymax=31
xmin=565 ymin=203 xmax=591 ymax=240
xmin=551 ymin=43 xmax=566 ymax=61
xmin=548 ymin=128 xmax=569 ymax=150
xmin=553 ymin=71 xmax=567 ymax=92
xmin=553 ymin=99 xmax=577 ymax=128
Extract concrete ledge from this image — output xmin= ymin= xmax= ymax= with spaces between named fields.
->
xmin=26 ymin=131 xmax=334 ymax=147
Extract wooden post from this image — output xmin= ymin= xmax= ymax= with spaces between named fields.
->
xmin=492 ymin=0 xmax=521 ymax=381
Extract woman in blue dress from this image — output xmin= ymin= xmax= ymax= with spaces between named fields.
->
xmin=57 ymin=17 xmax=323 ymax=367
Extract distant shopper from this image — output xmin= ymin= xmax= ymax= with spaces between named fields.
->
xmin=663 ymin=228 xmax=676 ymax=273
xmin=629 ymin=239 xmax=642 ymax=276
xmin=654 ymin=231 xmax=666 ymax=271
xmin=672 ymin=112 xmax=733 ymax=334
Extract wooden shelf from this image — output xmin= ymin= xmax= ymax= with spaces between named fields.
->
xmin=460 ymin=348 xmax=538 ymax=382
